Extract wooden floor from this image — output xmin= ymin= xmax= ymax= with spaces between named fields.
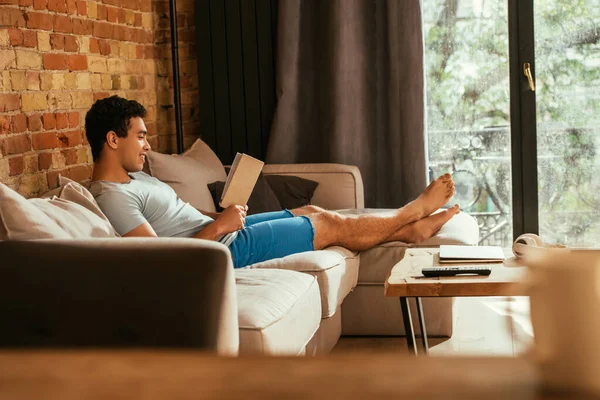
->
xmin=333 ymin=297 xmax=533 ymax=356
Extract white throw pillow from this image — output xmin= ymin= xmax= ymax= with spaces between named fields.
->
xmin=145 ymin=139 xmax=227 ymax=212
xmin=0 ymin=182 xmax=118 ymax=240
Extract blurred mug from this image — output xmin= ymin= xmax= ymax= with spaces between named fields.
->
xmin=525 ymin=249 xmax=600 ymax=394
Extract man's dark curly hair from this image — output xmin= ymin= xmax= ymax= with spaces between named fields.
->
xmin=85 ymin=95 xmax=147 ymax=162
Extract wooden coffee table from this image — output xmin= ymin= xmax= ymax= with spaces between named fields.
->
xmin=385 ymin=247 xmax=527 ymax=355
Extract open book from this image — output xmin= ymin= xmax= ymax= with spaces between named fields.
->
xmin=219 ymin=153 xmax=264 ymax=208
xmin=439 ymin=245 xmax=505 ymax=263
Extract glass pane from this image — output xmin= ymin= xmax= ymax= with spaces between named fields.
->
xmin=423 ymin=0 xmax=513 ymax=246
xmin=534 ymin=0 xmax=600 ymax=247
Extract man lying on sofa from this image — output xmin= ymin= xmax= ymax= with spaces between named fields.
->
xmin=86 ymin=95 xmax=460 ymax=269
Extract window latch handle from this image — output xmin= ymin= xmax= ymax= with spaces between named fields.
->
xmin=523 ymin=62 xmax=535 ymax=92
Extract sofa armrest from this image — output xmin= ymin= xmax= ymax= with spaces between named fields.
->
xmin=262 ymin=163 xmax=365 ymax=210
xmin=0 ymin=238 xmax=238 ymax=356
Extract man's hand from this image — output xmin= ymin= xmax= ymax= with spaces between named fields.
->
xmin=215 ymin=205 xmax=248 ymax=233
xmin=194 ymin=205 xmax=248 ymax=241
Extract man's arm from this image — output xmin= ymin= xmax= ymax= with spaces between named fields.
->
xmin=123 ymin=222 xmax=158 ymax=237
xmin=193 ymin=205 xmax=247 ymax=241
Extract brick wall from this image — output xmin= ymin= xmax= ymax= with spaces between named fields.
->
xmin=0 ymin=0 xmax=200 ymax=197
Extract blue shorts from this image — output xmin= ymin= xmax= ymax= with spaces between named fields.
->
xmin=228 ymin=210 xmax=315 ymax=268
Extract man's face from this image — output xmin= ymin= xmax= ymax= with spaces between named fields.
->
xmin=116 ymin=117 xmax=151 ymax=172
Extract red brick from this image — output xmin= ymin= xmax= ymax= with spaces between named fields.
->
xmin=47 ymin=0 xmax=65 ymax=13
xmin=122 ymin=0 xmax=138 ymax=10
xmin=76 ymin=0 xmax=85 ymax=14
xmin=136 ymin=45 xmax=144 ymax=59
xmin=107 ymin=6 xmax=118 ymax=22
xmin=102 ymin=0 xmax=117 ymax=6
xmin=8 ymin=27 xmax=23 ymax=46
xmin=0 ymin=7 xmax=25 ymax=27
xmin=54 ymin=15 xmax=72 ymax=33
xmin=137 ymin=75 xmax=145 ymax=90
xmin=93 ymin=92 xmax=109 ymax=101
xmin=11 ymin=114 xmax=27 ymax=133
xmin=133 ymin=13 xmax=141 ymax=27
xmin=38 ymin=152 xmax=52 ymax=170
xmin=97 ymin=4 xmax=107 ymax=20
xmin=22 ymin=30 xmax=37 ymax=47
xmin=93 ymin=21 xmax=112 ymax=38
xmin=32 ymin=131 xmax=60 ymax=150
xmin=4 ymin=134 xmax=31 ymax=155
xmin=0 ymin=117 xmax=9 ymax=136
xmin=64 ymin=35 xmax=78 ymax=52
xmin=72 ymin=18 xmax=92 ymax=35
xmin=57 ymin=129 xmax=81 ymax=146
xmin=50 ymin=33 xmax=64 ymax=50
xmin=9 ymin=156 xmax=24 ymax=176
xmin=43 ymin=53 xmax=68 ymax=70
xmin=33 ymin=0 xmax=46 ymax=9
xmin=19 ymin=0 xmax=33 ymax=6
xmin=118 ymin=8 xmax=126 ymax=24
xmin=0 ymin=94 xmax=20 ymax=112
xmin=67 ymin=54 xmax=86 ymax=70
xmin=66 ymin=0 xmax=76 ymax=14
xmin=139 ymin=0 xmax=150 ymax=11
xmin=55 ymin=112 xmax=68 ymax=129
xmin=27 ymin=114 xmax=42 ymax=132
xmin=67 ymin=111 xmax=79 ymax=127
xmin=144 ymin=46 xmax=154 ymax=59
xmin=67 ymin=164 xmax=91 ymax=181
xmin=38 ymin=156 xmax=54 ymax=173
xmin=46 ymin=170 xmax=61 ymax=188
xmin=42 ymin=113 xmax=56 ymax=129
xmin=99 ymin=39 xmax=110 ymax=55
xmin=26 ymin=12 xmax=54 ymax=30
xmin=62 ymin=148 xmax=77 ymax=165
xmin=113 ymin=25 xmax=128 ymax=41
xmin=0 ymin=0 xmax=18 ymax=5
xmin=89 ymin=37 xmax=99 ymax=53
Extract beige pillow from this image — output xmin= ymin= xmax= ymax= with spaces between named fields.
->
xmin=146 ymin=139 xmax=227 ymax=212
xmin=43 ymin=177 xmax=119 ymax=236
xmin=0 ymin=183 xmax=117 ymax=240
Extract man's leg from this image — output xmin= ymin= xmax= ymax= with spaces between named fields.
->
xmin=307 ymin=174 xmax=455 ymax=251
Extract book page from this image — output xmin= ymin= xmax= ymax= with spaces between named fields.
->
xmin=221 ymin=153 xmax=242 ymax=200
xmin=220 ymin=153 xmax=264 ymax=208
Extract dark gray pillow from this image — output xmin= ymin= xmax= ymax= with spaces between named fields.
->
xmin=264 ymin=175 xmax=319 ymax=210
xmin=207 ymin=174 xmax=282 ymax=215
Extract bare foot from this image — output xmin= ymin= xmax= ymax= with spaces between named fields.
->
xmin=389 ymin=204 xmax=460 ymax=243
xmin=411 ymin=173 xmax=455 ymax=219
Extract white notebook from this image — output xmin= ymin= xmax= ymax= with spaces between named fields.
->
xmin=439 ymin=245 xmax=505 ymax=263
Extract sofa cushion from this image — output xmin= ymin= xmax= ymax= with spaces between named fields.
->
xmin=207 ymin=174 xmax=282 ymax=215
xmin=235 ymin=268 xmax=321 ymax=355
xmin=0 ymin=183 xmax=117 ymax=240
xmin=247 ymin=246 xmax=360 ymax=318
xmin=145 ymin=139 xmax=227 ymax=212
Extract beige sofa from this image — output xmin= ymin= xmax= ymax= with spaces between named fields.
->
xmin=1 ymin=139 xmax=478 ymax=356
xmin=144 ymin=140 xmax=480 ymax=355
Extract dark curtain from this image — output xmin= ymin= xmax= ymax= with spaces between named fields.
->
xmin=266 ymin=0 xmax=427 ymax=208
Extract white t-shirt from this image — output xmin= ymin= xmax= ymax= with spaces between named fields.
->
xmin=89 ymin=172 xmax=237 ymax=245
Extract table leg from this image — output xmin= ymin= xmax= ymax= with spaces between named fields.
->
xmin=399 ymin=297 xmax=417 ymax=355
xmin=416 ymin=297 xmax=429 ymax=354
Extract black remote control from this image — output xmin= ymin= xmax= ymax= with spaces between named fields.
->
xmin=422 ymin=266 xmax=492 ymax=277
